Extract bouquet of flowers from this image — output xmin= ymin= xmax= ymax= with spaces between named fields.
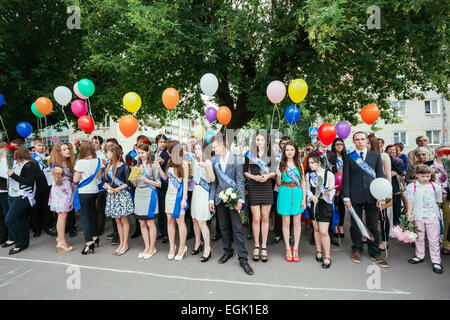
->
xmin=219 ymin=187 xmax=248 ymax=224
xmin=437 ymin=148 xmax=450 ymax=177
xmin=392 ymin=216 xmax=421 ymax=244
xmin=5 ymin=145 xmax=17 ymax=170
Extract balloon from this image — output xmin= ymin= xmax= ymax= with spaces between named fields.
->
xmin=123 ymin=92 xmax=142 ymax=113
xmin=193 ymin=125 xmax=205 ymax=140
xmin=284 ymin=105 xmax=300 ymax=125
xmin=266 ymin=80 xmax=286 ymax=104
xmin=78 ymin=115 xmax=95 ymax=134
xmin=0 ymin=94 xmax=4 ymax=106
xmin=53 ymin=86 xmax=72 ymax=106
xmin=217 ymin=106 xmax=232 ymax=126
xmin=370 ymin=178 xmax=393 ymax=200
xmin=118 ymin=115 xmax=139 ymax=138
xmin=361 ymin=104 xmax=380 ymax=125
xmin=35 ymin=97 xmax=53 ymax=116
xmin=288 ymin=79 xmax=308 ymax=103
xmin=77 ymin=79 xmax=95 ymax=98
xmin=318 ymin=123 xmax=337 ymax=146
xmin=200 ymin=73 xmax=219 ymax=96
xmin=73 ymin=82 xmax=88 ymax=100
xmin=334 ymin=172 xmax=343 ymax=191
xmin=204 ymin=131 xmax=215 ymax=144
xmin=71 ymin=99 xmax=87 ymax=117
xmin=16 ymin=122 xmax=32 ymax=138
xmin=31 ymin=102 xmax=44 ymax=118
xmin=335 ymin=121 xmax=351 ymax=139
xmin=162 ymin=88 xmax=179 ymax=110
xmin=205 ymin=107 xmax=217 ymax=123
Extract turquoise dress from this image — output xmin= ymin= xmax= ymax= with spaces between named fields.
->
xmin=277 ymin=167 xmax=304 ymax=216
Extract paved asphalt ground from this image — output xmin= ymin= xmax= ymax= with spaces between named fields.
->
xmin=0 ymin=214 xmax=449 ymax=300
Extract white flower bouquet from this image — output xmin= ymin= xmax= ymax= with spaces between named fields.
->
xmin=219 ymin=187 xmax=248 ymax=224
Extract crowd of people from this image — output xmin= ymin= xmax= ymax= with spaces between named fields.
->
xmin=0 ymin=130 xmax=448 ymax=275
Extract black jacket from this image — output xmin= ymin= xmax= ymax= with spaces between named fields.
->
xmin=342 ymin=150 xmax=386 ymax=204
xmin=155 ymin=148 xmax=170 ymax=190
xmin=327 ymin=151 xmax=347 ymax=174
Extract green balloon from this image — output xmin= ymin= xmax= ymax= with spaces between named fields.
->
xmin=78 ymin=79 xmax=95 ymax=97
xmin=31 ymin=102 xmax=44 ymax=118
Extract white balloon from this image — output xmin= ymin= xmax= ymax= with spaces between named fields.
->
xmin=369 ymin=178 xmax=392 ymax=200
xmin=200 ymin=73 xmax=219 ymax=96
xmin=53 ymin=86 xmax=72 ymax=106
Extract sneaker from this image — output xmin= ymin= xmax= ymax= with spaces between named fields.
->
xmin=111 ymin=236 xmax=120 ymax=245
xmin=105 ymin=233 xmax=114 ymax=240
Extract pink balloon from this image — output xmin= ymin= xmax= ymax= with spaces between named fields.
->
xmin=73 ymin=82 xmax=88 ymax=100
xmin=334 ymin=172 xmax=343 ymax=191
xmin=71 ymin=99 xmax=87 ymax=117
xmin=266 ymin=80 xmax=286 ymax=104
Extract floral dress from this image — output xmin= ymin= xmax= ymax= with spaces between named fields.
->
xmin=49 ymin=167 xmax=74 ymax=213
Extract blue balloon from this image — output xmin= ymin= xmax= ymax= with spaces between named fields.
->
xmin=16 ymin=121 xmax=33 ymax=138
xmin=0 ymin=94 xmax=4 ymax=106
xmin=284 ymin=105 xmax=300 ymax=125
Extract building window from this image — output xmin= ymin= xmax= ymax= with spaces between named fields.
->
xmin=392 ymin=101 xmax=406 ymax=116
xmin=394 ymin=132 xmax=407 ymax=145
xmin=424 ymin=100 xmax=439 ymax=115
xmin=98 ymin=116 xmax=110 ymax=129
xmin=426 ymin=130 xmax=440 ymax=145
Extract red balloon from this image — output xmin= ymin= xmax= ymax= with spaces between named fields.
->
xmin=318 ymin=123 xmax=336 ymax=146
xmin=334 ymin=172 xmax=343 ymax=191
xmin=78 ymin=115 xmax=95 ymax=134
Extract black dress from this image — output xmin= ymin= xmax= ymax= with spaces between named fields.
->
xmin=244 ymin=154 xmax=274 ymax=206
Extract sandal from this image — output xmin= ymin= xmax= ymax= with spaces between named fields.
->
xmin=322 ymin=257 xmax=332 ymax=269
xmin=292 ymin=249 xmax=299 ymax=262
xmin=261 ymin=248 xmax=268 ymax=263
xmin=315 ymin=251 xmax=323 ymax=263
xmin=253 ymin=246 xmax=260 ymax=262
xmin=285 ymin=248 xmax=292 ymax=262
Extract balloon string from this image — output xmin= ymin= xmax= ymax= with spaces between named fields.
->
xmin=44 ymin=116 xmax=48 ymax=146
xmin=276 ymin=105 xmax=281 ymax=131
xmin=270 ymin=104 xmax=276 ymax=133
xmin=61 ymin=105 xmax=70 ymax=129
xmin=0 ymin=116 xmax=9 ymax=142
xmin=88 ymin=98 xmax=95 ymax=125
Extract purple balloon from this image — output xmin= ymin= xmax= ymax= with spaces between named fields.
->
xmin=335 ymin=121 xmax=351 ymax=139
xmin=205 ymin=107 xmax=217 ymax=123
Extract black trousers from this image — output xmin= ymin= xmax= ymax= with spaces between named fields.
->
xmin=157 ymin=186 xmax=168 ymax=238
xmin=271 ymin=191 xmax=282 ymax=238
xmin=379 ymin=209 xmax=390 ymax=242
xmin=392 ymin=193 xmax=402 ymax=226
xmin=350 ymin=203 xmax=381 ymax=258
xmin=0 ymin=193 xmax=12 ymax=242
xmin=216 ymin=202 xmax=248 ymax=263
xmin=6 ymin=196 xmax=30 ymax=249
xmin=78 ymin=193 xmax=98 ymax=242
xmin=185 ymin=191 xmax=193 ymax=234
xmin=31 ymin=187 xmax=53 ymax=232
xmin=96 ymin=192 xmax=107 ymax=233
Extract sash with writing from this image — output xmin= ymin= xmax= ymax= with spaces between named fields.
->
xmin=213 ymin=155 xmax=238 ymax=191
xmin=106 ymin=165 xmax=134 ymax=201
xmin=141 ymin=164 xmax=158 ymax=219
xmin=336 ymin=158 xmax=343 ymax=172
xmin=161 ymin=172 xmax=189 ymax=219
xmin=245 ymin=151 xmax=270 ymax=175
xmin=197 ymin=177 xmax=211 ymax=193
xmin=74 ymin=159 xmax=100 ymax=211
xmin=348 ymin=151 xmax=376 ymax=179
xmin=129 ymin=149 xmax=138 ymax=162
xmin=32 ymin=152 xmax=53 ymax=185
xmin=32 ymin=153 xmax=47 ymax=169
xmin=286 ymin=167 xmax=302 ymax=188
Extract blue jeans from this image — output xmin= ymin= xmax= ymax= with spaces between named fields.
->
xmin=5 ymin=196 xmax=31 ymax=249
xmin=78 ymin=193 xmax=98 ymax=242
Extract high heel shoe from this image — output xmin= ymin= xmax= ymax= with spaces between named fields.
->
xmin=292 ymin=249 xmax=300 ymax=262
xmin=285 ymin=248 xmax=293 ymax=262
xmin=81 ymin=243 xmax=95 ymax=255
xmin=56 ymin=242 xmax=74 ymax=253
xmin=260 ymin=248 xmax=268 ymax=263
xmin=168 ymin=250 xmax=176 ymax=260
xmin=315 ymin=251 xmax=323 ymax=263
xmin=322 ymin=257 xmax=332 ymax=269
xmin=174 ymin=246 xmax=188 ymax=261
xmin=200 ymin=251 xmax=212 ymax=262
xmin=94 ymin=237 xmax=100 ymax=247
xmin=191 ymin=242 xmax=203 ymax=255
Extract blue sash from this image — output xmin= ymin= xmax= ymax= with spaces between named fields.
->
xmin=141 ymin=164 xmax=158 ymax=219
xmin=106 ymin=165 xmax=134 ymax=201
xmin=275 ymin=154 xmax=281 ymax=169
xmin=349 ymin=151 xmax=376 ymax=179
xmin=74 ymin=159 xmax=100 ymax=211
xmin=213 ymin=155 xmax=238 ymax=191
xmin=197 ymin=177 xmax=211 ymax=193
xmin=163 ymin=172 xmax=189 ymax=219
xmin=185 ymin=152 xmax=194 ymax=160
xmin=32 ymin=153 xmax=47 ymax=169
xmin=245 ymin=151 xmax=270 ymax=175
xmin=336 ymin=158 xmax=343 ymax=172
xmin=129 ymin=149 xmax=138 ymax=162
xmin=286 ymin=167 xmax=302 ymax=188
xmin=331 ymin=201 xmax=339 ymax=232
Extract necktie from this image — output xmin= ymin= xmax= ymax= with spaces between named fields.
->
xmin=360 ymin=152 xmax=364 ymax=161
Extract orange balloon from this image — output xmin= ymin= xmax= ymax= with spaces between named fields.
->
xmin=217 ymin=106 xmax=232 ymax=126
xmin=361 ymin=104 xmax=380 ymax=125
xmin=162 ymin=88 xmax=179 ymax=110
xmin=119 ymin=115 xmax=139 ymax=138
xmin=35 ymin=97 xmax=53 ymax=116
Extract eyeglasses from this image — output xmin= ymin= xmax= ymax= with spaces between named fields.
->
xmin=334 ymin=143 xmax=344 ymax=146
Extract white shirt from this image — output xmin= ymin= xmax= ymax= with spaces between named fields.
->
xmin=306 ymin=170 xmax=336 ymax=205
xmin=406 ymin=182 xmax=442 ymax=220
xmin=74 ymin=159 xmax=101 ymax=194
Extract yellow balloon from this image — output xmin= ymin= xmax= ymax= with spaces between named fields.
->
xmin=123 ymin=92 xmax=142 ymax=113
xmin=193 ymin=125 xmax=205 ymax=140
xmin=288 ymin=79 xmax=308 ymax=103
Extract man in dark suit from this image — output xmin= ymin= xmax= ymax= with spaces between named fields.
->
xmin=154 ymin=134 xmax=171 ymax=245
xmin=209 ymin=136 xmax=253 ymax=275
xmin=343 ymin=132 xmax=389 ymax=267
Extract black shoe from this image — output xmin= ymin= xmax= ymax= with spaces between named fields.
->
xmin=408 ymin=257 xmax=424 ymax=264
xmin=315 ymin=251 xmax=323 ymax=263
xmin=111 ymin=236 xmax=120 ymax=245
xmin=69 ymin=230 xmax=78 ymax=238
xmin=2 ymin=241 xmax=15 ymax=248
xmin=0 ymin=240 xmax=6 ymax=246
xmin=46 ymin=228 xmax=57 ymax=237
xmin=330 ymin=237 xmax=340 ymax=247
xmin=186 ymin=232 xmax=195 ymax=241
xmin=289 ymin=236 xmax=294 ymax=245
xmin=247 ymin=233 xmax=254 ymax=240
xmin=433 ymin=264 xmax=443 ymax=274
xmin=322 ymin=257 xmax=332 ymax=269
xmin=131 ymin=229 xmax=141 ymax=239
xmin=9 ymin=246 xmax=27 ymax=255
xmin=339 ymin=233 xmax=345 ymax=238
xmin=191 ymin=242 xmax=203 ymax=255
xmin=156 ymin=234 xmax=163 ymax=241
xmin=239 ymin=262 xmax=254 ymax=275
xmin=105 ymin=233 xmax=114 ymax=240
xmin=218 ymin=253 xmax=233 ymax=264
xmin=212 ymin=234 xmax=221 ymax=242
xmin=162 ymin=237 xmax=169 ymax=245
xmin=33 ymin=231 xmax=41 ymax=238
xmin=94 ymin=237 xmax=100 ymax=247
xmin=200 ymin=251 xmax=212 ymax=262
xmin=81 ymin=243 xmax=95 ymax=255
xmin=270 ymin=236 xmax=281 ymax=245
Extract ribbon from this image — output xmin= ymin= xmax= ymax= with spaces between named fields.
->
xmin=141 ymin=164 xmax=158 ymax=219
xmin=213 ymin=155 xmax=238 ymax=191
xmin=74 ymin=159 xmax=100 ymax=211
xmin=162 ymin=172 xmax=188 ymax=219
xmin=106 ymin=165 xmax=134 ymax=201
xmin=331 ymin=201 xmax=339 ymax=233
xmin=348 ymin=151 xmax=376 ymax=179
xmin=31 ymin=153 xmax=47 ymax=169
xmin=336 ymin=157 xmax=343 ymax=172
xmin=129 ymin=149 xmax=138 ymax=162
xmin=197 ymin=177 xmax=211 ymax=193
xmin=286 ymin=167 xmax=302 ymax=188
xmin=245 ymin=151 xmax=270 ymax=175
